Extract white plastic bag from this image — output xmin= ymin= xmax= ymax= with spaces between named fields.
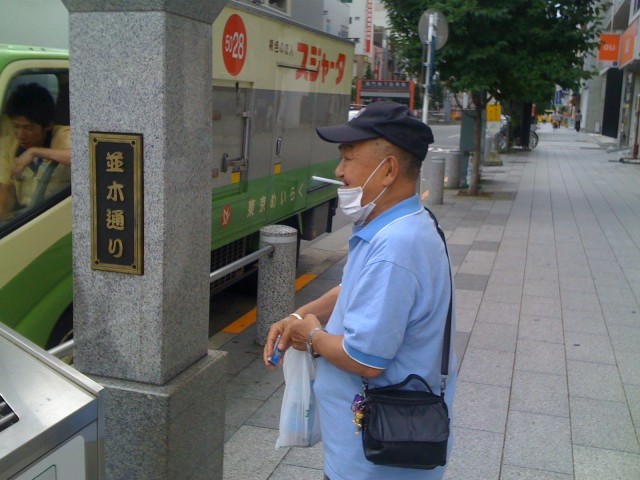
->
xmin=275 ymin=348 xmax=322 ymax=448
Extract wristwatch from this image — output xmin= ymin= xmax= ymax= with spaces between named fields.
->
xmin=305 ymin=327 xmax=324 ymax=358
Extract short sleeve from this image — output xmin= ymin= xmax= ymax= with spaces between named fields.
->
xmin=51 ymin=125 xmax=71 ymax=150
xmin=341 ymin=260 xmax=418 ymax=369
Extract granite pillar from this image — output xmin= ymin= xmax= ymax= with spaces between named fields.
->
xmin=445 ymin=150 xmax=462 ymax=189
xmin=428 ymin=157 xmax=445 ymax=205
xmin=61 ymin=1 xmax=228 ymax=478
xmin=256 ymin=225 xmax=297 ymax=346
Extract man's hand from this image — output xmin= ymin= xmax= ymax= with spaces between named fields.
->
xmin=11 ymin=149 xmax=36 ymax=178
xmin=262 ymin=313 xmax=323 ymax=368
xmin=262 ymin=314 xmax=297 ymax=368
xmin=288 ymin=315 xmax=322 ymax=352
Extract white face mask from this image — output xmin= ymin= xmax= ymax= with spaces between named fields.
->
xmin=337 ymin=158 xmax=388 ymax=224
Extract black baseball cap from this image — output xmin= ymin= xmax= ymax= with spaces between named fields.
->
xmin=317 ymin=101 xmax=434 ymax=161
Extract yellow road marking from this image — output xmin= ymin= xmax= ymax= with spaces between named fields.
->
xmin=221 ymin=273 xmax=318 ymax=334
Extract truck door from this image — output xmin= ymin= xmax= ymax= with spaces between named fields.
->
xmin=212 ymin=84 xmax=250 ymax=196
xmin=267 ymin=66 xmax=310 ymax=223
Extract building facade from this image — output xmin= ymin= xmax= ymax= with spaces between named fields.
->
xmin=582 ymin=0 xmax=640 ymax=150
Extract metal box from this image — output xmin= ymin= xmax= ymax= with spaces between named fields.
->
xmin=0 ymin=324 xmax=103 ymax=479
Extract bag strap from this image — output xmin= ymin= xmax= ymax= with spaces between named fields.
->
xmin=424 ymin=207 xmax=453 ymax=396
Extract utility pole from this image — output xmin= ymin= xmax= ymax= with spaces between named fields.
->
xmin=421 ymin=12 xmax=437 ymax=125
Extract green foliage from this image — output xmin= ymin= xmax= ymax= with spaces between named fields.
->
xmin=365 ymin=63 xmax=374 ymax=80
xmin=382 ymin=0 xmax=605 ymax=106
xmin=383 ymin=0 xmax=606 ymax=194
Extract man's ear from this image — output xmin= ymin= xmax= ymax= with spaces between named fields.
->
xmin=381 ymin=155 xmax=400 ymax=186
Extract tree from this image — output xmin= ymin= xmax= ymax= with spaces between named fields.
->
xmin=383 ymin=0 xmax=605 ymax=195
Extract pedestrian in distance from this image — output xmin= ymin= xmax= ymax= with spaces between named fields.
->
xmin=263 ymin=101 xmax=457 ymax=480
xmin=575 ymin=109 xmax=582 ymax=132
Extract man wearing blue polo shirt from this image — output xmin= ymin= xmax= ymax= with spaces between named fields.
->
xmin=264 ymin=101 xmax=456 ymax=480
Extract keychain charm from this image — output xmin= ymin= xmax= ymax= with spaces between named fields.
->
xmin=351 ymin=392 xmax=366 ymax=433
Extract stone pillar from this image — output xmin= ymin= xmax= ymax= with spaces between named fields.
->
xmin=61 ymin=1 xmax=228 ymax=478
xmin=484 ymin=134 xmax=503 ymax=166
xmin=445 ymin=150 xmax=461 ymax=189
xmin=256 ymin=225 xmax=298 ymax=346
xmin=427 ymin=157 xmax=445 ymax=205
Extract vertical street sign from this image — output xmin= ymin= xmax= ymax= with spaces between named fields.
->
xmin=90 ymin=132 xmax=144 ymax=275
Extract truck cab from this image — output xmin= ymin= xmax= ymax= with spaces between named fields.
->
xmin=0 ymin=45 xmax=73 ymax=348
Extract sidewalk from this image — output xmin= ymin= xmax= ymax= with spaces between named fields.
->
xmin=211 ymin=125 xmax=640 ymax=480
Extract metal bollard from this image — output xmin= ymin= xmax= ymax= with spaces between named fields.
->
xmin=445 ymin=150 xmax=461 ymax=189
xmin=256 ymin=225 xmax=297 ymax=346
xmin=427 ymin=157 xmax=445 ymax=205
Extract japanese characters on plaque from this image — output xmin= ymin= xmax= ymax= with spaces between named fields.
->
xmin=90 ymin=132 xmax=143 ymax=275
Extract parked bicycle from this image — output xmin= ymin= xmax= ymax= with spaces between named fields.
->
xmin=495 ymin=121 xmax=538 ymax=151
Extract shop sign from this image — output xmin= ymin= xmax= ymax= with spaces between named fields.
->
xmin=619 ymin=21 xmax=638 ymax=68
xmin=598 ymin=33 xmax=620 ymax=65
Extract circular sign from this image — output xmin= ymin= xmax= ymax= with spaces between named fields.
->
xmin=221 ymin=205 xmax=232 ymax=227
xmin=418 ymin=10 xmax=449 ymax=50
xmin=222 ymin=14 xmax=247 ymax=76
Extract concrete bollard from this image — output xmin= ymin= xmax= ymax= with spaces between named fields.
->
xmin=256 ymin=225 xmax=298 ymax=346
xmin=427 ymin=157 xmax=445 ymax=205
xmin=445 ymin=150 xmax=462 ymax=189
xmin=484 ymin=134 xmax=503 ymax=166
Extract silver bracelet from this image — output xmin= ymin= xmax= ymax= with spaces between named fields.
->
xmin=289 ymin=312 xmax=303 ymax=321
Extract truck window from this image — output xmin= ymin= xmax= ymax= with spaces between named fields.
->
xmin=0 ymin=71 xmax=70 ymax=237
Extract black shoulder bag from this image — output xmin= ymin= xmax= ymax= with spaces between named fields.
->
xmin=359 ymin=207 xmax=453 ymax=470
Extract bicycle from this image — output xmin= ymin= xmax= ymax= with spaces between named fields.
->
xmin=495 ymin=126 xmax=538 ymax=151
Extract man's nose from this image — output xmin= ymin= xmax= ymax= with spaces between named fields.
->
xmin=335 ymin=159 xmax=344 ymax=178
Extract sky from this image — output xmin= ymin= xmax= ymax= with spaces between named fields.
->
xmin=0 ymin=0 xmax=69 ymax=49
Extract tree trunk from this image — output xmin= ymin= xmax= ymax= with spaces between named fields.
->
xmin=468 ymin=103 xmax=483 ymax=196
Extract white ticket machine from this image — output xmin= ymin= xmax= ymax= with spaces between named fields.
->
xmin=0 ymin=324 xmax=103 ymax=479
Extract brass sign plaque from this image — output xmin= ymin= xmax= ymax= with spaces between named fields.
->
xmin=90 ymin=132 xmax=143 ymax=274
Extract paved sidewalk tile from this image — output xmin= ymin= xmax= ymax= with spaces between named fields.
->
xmin=457 ymin=347 xmax=514 ymax=388
xmin=570 ymin=396 xmax=640 ymax=454
xmin=510 ymin=370 xmax=569 ymax=417
xmin=500 ymin=465 xmax=572 ymax=480
xmin=518 ymin=314 xmax=564 ymax=344
xmin=453 ymin=381 xmax=510 ymax=433
xmin=475 ymin=300 xmax=520 ymax=325
xmin=443 ymin=428 xmax=503 ymax=480
xmin=467 ymin=322 xmax=518 ymax=353
xmin=573 ymin=445 xmax=640 ymax=480
xmin=224 ymin=425 xmax=287 ymax=480
xmin=567 ymin=360 xmax=626 ymax=403
xmin=515 ymin=339 xmax=566 ymax=375
xmin=503 ymin=410 xmax=573 ymax=474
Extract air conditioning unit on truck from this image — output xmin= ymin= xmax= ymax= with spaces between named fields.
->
xmin=0 ymin=1 xmax=353 ymax=349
